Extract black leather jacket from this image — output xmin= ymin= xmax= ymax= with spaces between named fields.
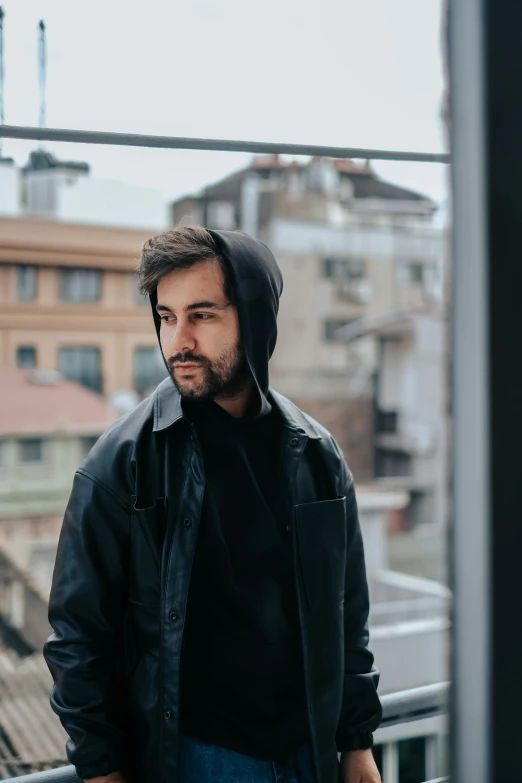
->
xmin=44 ymin=379 xmax=381 ymax=783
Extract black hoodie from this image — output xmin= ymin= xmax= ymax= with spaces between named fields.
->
xmin=149 ymin=231 xmax=308 ymax=760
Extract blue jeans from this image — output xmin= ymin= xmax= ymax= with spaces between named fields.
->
xmin=178 ymin=733 xmax=316 ymax=783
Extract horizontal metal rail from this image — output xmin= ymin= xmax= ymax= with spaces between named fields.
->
xmin=1 ymin=682 xmax=450 ymax=782
xmin=0 ymin=124 xmax=450 ymax=163
xmin=379 ymin=681 xmax=449 ymax=728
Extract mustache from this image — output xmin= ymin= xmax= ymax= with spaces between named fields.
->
xmin=168 ymin=353 xmax=210 ymax=367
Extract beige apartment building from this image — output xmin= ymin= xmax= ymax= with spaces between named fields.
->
xmin=0 ymin=217 xmax=167 ymax=400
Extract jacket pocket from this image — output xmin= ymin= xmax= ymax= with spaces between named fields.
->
xmin=129 ymin=498 xmax=165 ymax=607
xmin=295 ymin=496 xmax=347 ymax=611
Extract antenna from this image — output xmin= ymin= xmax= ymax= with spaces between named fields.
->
xmin=0 ymin=7 xmax=5 ymax=157
xmin=38 ymin=19 xmax=46 ymax=133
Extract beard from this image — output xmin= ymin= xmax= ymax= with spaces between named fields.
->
xmin=166 ymin=341 xmax=251 ymax=402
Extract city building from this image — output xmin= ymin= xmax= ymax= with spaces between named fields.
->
xmin=172 ymin=155 xmax=445 ymax=480
xmin=340 ymin=311 xmax=447 ymax=581
xmin=0 ymin=215 xmax=168 ymax=403
xmin=0 ymin=368 xmax=120 ymax=593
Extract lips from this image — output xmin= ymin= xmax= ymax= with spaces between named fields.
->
xmin=174 ymin=363 xmax=201 ymax=371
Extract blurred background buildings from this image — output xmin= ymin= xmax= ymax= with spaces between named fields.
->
xmin=0 ymin=146 xmax=449 ymax=780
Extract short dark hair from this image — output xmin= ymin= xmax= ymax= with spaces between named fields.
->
xmin=138 ymin=225 xmax=235 ymax=303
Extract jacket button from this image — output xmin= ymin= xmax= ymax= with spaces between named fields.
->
xmin=183 ymin=518 xmax=192 ymax=527
xmin=169 ymin=610 xmax=179 ymax=621
xmin=285 ymin=524 xmax=291 ymax=533
xmin=290 ymin=437 xmax=299 ymax=446
xmin=165 ymin=710 xmax=172 ymax=720
xmin=308 ymin=703 xmax=314 ymax=715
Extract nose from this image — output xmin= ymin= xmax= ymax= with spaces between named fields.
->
xmin=169 ymin=319 xmax=196 ymax=355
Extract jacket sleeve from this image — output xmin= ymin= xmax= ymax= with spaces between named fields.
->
xmin=43 ymin=468 xmax=131 ymax=780
xmin=335 ymin=456 xmax=383 ymax=753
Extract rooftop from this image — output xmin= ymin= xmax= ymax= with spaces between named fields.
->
xmin=175 ymin=154 xmax=434 ymax=207
xmin=0 ymin=369 xmax=120 ymax=437
xmin=0 ymin=642 xmax=68 ymax=779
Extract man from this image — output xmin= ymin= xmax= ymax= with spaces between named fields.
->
xmin=44 ymin=227 xmax=382 ymax=783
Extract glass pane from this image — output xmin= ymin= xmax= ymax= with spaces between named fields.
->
xmin=19 ymin=438 xmax=43 ymax=463
xmin=17 ymin=265 xmax=37 ymax=301
xmin=16 ymin=346 xmax=37 ymax=368
xmin=58 ymin=346 xmax=102 ymax=393
xmin=398 ymin=737 xmax=426 ymax=783
xmin=59 ymin=268 xmax=102 ymax=302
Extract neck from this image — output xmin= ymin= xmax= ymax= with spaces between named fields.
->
xmin=214 ymin=381 xmax=259 ymax=418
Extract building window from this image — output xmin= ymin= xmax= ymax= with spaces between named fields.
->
xmin=19 ymin=438 xmax=44 ymax=464
xmin=133 ymin=273 xmax=149 ymax=306
xmin=409 ymin=262 xmax=424 ymax=284
xmin=17 ymin=265 xmax=37 ymax=301
xmin=399 ymin=261 xmax=425 ymax=286
xmin=398 ymin=736 xmax=426 ymax=783
xmin=323 ymin=257 xmax=366 ymax=280
xmin=375 ymin=448 xmax=412 ymax=478
xmin=58 ymin=346 xmax=102 ymax=393
xmin=134 ymin=347 xmax=167 ymax=395
xmin=324 ymin=318 xmax=357 ymax=341
xmin=16 ymin=346 xmax=37 ymax=369
xmin=59 ymin=268 xmax=102 ymax=302
xmin=376 ymin=409 xmax=398 ymax=434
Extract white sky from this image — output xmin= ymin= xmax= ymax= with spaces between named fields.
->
xmin=1 ymin=0 xmax=448 ymax=206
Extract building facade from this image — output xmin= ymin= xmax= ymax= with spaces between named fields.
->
xmin=0 ymin=369 xmax=120 ymax=593
xmin=0 ymin=217 xmax=167 ymax=403
xmin=172 ymin=155 xmax=445 ymax=480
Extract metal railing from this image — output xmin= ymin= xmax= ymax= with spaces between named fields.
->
xmin=0 ymin=125 xmax=450 ymax=164
xmin=2 ymin=682 xmax=450 ymax=782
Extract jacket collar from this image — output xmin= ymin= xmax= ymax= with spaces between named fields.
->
xmin=153 ymin=378 xmax=184 ymax=432
xmin=152 ymin=378 xmax=321 ymax=441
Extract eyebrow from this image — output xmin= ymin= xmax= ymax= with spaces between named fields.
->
xmin=156 ymin=301 xmax=230 ymax=314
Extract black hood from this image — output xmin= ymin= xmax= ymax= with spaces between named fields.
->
xmin=149 ymin=230 xmax=283 ymax=412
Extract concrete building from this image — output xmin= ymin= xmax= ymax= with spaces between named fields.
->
xmin=340 ymin=311 xmax=447 ymax=581
xmin=0 ymin=216 xmax=168 ymax=403
xmin=172 ymin=155 xmax=445 ymax=480
xmin=0 ymin=368 xmax=120 ymax=593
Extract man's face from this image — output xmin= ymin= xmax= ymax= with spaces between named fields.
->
xmin=156 ymin=259 xmax=249 ymax=402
